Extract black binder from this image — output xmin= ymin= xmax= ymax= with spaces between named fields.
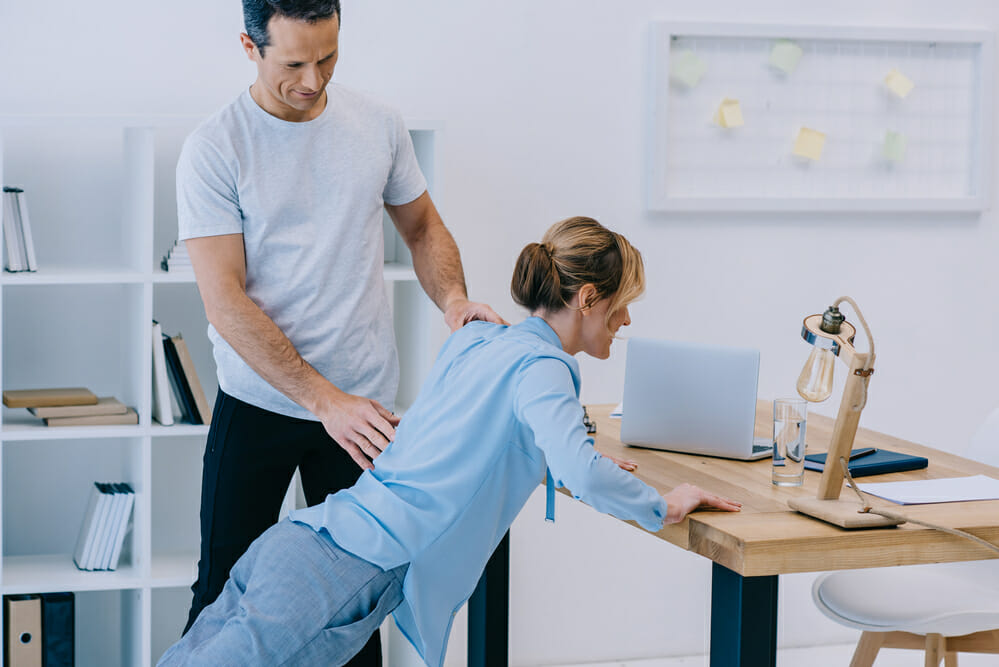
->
xmin=40 ymin=593 xmax=74 ymax=667
xmin=804 ymin=448 xmax=928 ymax=477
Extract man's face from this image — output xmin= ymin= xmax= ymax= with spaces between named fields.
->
xmin=242 ymin=13 xmax=340 ymax=122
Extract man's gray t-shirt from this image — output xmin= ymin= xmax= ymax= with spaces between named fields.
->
xmin=176 ymin=85 xmax=427 ymax=419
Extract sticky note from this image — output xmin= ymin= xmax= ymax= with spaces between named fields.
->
xmin=769 ymin=40 xmax=803 ymax=75
xmin=793 ymin=127 xmax=826 ymax=161
xmin=883 ymin=130 xmax=907 ymax=162
xmin=670 ymin=50 xmax=707 ymax=88
xmin=712 ymin=98 xmax=744 ymax=128
xmin=884 ymin=68 xmax=914 ymax=98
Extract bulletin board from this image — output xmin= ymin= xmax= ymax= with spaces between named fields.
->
xmin=648 ymin=22 xmax=994 ymax=212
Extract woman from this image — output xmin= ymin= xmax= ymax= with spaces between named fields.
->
xmin=160 ymin=216 xmax=741 ymax=667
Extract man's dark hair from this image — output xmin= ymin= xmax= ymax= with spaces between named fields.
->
xmin=243 ymin=0 xmax=341 ymax=57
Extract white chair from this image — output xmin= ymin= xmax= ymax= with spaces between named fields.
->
xmin=811 ymin=406 xmax=999 ymax=667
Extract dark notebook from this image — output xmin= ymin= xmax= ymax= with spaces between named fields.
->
xmin=804 ymin=448 xmax=928 ymax=477
xmin=162 ymin=334 xmax=198 ymax=424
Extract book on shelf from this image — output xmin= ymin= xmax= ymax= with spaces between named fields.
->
xmin=72 ymin=483 xmax=106 ymax=570
xmin=161 ymin=333 xmax=196 ymax=423
xmin=2 ymin=188 xmax=25 ymax=272
xmin=1 ymin=186 xmax=38 ymax=272
xmin=5 ymin=387 xmax=137 ymax=426
xmin=87 ymin=483 xmax=117 ymax=572
xmin=2 ymin=387 xmax=98 ymax=409
xmin=162 ymin=332 xmax=212 ymax=425
xmin=151 ymin=321 xmax=176 ymax=426
xmin=172 ymin=334 xmax=212 ymax=424
xmin=72 ymin=482 xmax=134 ymax=571
xmin=44 ymin=408 xmax=138 ymax=427
xmin=28 ymin=396 xmax=128 ymax=419
xmin=105 ymin=484 xmax=135 ymax=572
xmin=160 ymin=239 xmax=192 ymax=272
xmin=96 ymin=484 xmax=127 ymax=571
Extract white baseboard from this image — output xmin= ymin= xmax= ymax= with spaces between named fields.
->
xmin=546 ymin=642 xmax=999 ymax=667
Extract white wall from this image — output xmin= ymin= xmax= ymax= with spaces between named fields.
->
xmin=4 ymin=1 xmax=998 ymax=664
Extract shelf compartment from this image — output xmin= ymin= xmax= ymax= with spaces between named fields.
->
xmin=2 ymin=438 xmax=144 ymax=578
xmin=1 ymin=284 xmax=146 ymax=427
xmin=151 ymin=437 xmax=203 ymax=564
xmin=150 ymin=586 xmax=192 ymax=665
xmin=0 ymin=125 xmax=151 ymax=274
xmin=77 ymin=588 xmax=145 ymax=667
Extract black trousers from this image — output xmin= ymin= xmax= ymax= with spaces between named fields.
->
xmin=183 ymin=389 xmax=382 ymax=665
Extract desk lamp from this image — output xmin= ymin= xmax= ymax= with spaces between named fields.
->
xmin=786 ymin=296 xmax=901 ymax=528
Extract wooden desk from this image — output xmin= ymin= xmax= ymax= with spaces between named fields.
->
xmin=467 ymin=401 xmax=999 ymax=667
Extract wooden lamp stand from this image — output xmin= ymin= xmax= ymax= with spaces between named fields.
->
xmin=786 ymin=299 xmax=902 ymax=529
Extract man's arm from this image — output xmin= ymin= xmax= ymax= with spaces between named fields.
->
xmin=185 ymin=234 xmax=397 ymax=470
xmin=386 ymin=191 xmax=506 ymax=331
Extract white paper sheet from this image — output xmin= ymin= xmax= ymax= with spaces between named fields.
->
xmin=858 ymin=474 xmax=999 ymax=505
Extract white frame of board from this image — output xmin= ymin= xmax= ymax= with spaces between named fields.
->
xmin=648 ymin=22 xmax=994 ymax=213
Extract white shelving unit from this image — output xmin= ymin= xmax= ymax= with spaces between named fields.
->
xmin=0 ymin=115 xmax=444 ymax=665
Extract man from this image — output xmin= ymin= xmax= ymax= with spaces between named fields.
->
xmin=176 ymin=1 xmax=503 ymax=663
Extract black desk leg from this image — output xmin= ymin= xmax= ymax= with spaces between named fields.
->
xmin=468 ymin=531 xmax=510 ymax=667
xmin=710 ymin=562 xmax=778 ymax=667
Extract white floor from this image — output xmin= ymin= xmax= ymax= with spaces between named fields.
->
xmin=558 ymin=643 xmax=999 ymax=666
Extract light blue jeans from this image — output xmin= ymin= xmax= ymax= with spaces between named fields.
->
xmin=158 ymin=519 xmax=407 ymax=667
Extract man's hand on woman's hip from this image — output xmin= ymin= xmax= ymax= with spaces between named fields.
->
xmin=317 ymin=392 xmax=401 ymax=470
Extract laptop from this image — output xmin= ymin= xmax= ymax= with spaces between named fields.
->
xmin=619 ymin=338 xmax=772 ymax=460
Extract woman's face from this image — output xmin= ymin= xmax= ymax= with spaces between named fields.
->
xmin=581 ymin=298 xmax=631 ymax=359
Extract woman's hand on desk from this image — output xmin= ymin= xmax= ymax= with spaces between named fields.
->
xmin=662 ymin=483 xmax=742 ymax=525
xmin=603 ymin=454 xmax=638 ymax=472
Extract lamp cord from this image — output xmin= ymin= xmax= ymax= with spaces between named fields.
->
xmin=834 ymin=296 xmax=874 ymax=412
xmin=838 ymin=457 xmax=999 ymax=555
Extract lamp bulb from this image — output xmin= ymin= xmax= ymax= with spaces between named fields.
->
xmin=797 ymin=346 xmax=835 ymax=402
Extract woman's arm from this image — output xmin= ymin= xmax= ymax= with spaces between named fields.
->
xmin=516 ymin=358 xmax=740 ymax=530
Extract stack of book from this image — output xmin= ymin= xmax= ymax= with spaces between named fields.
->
xmin=160 ymin=240 xmax=191 ymax=272
xmin=152 ymin=321 xmax=212 ymax=425
xmin=72 ymin=482 xmax=135 ymax=571
xmin=1 ymin=387 xmax=138 ymax=426
xmin=2 ymin=186 xmax=38 ymax=272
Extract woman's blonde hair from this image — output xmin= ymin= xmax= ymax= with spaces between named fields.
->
xmin=510 ymin=216 xmax=645 ymax=329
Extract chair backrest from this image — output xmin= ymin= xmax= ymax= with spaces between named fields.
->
xmin=966 ymin=406 xmax=999 ymax=466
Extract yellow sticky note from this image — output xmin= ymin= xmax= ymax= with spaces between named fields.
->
xmin=883 ymin=130 xmax=907 ymax=162
xmin=793 ymin=127 xmax=826 ymax=160
xmin=712 ymin=98 xmax=744 ymax=128
xmin=670 ymin=50 xmax=707 ymax=88
xmin=884 ymin=68 xmax=914 ymax=98
xmin=769 ymin=40 xmax=803 ymax=75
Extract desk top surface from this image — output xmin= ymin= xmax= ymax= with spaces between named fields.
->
xmin=587 ymin=402 xmax=999 ymax=577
